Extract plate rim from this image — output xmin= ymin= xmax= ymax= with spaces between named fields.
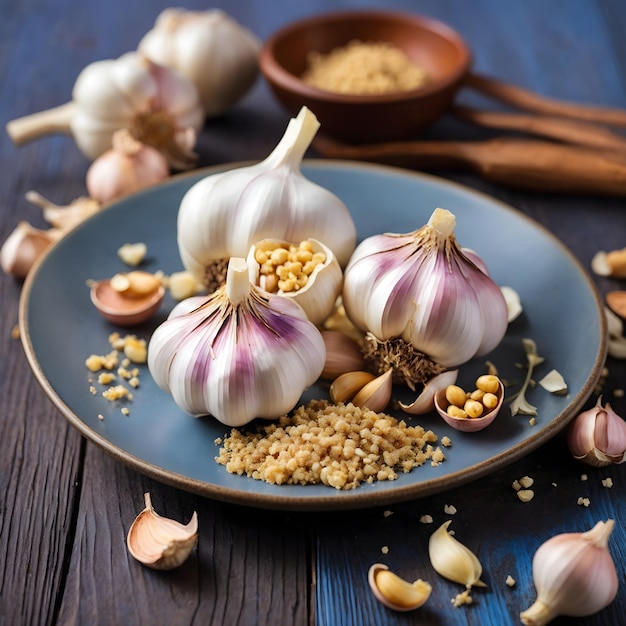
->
xmin=19 ymin=159 xmax=608 ymax=511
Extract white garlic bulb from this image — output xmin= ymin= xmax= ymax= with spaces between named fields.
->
xmin=177 ymin=106 xmax=357 ymax=288
xmin=520 ymin=520 xmax=618 ymax=625
xmin=7 ymin=52 xmax=203 ymax=169
xmin=342 ymin=208 xmax=508 ymax=368
xmin=148 ymin=257 xmax=326 ymax=426
xmin=138 ymin=8 xmax=260 ymax=117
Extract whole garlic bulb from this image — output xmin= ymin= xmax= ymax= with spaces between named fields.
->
xmin=342 ymin=208 xmax=508 ymax=368
xmin=566 ymin=396 xmax=626 ymax=466
xmin=177 ymin=106 xmax=357 ymax=287
xmin=86 ymin=129 xmax=170 ymax=203
xmin=138 ymin=8 xmax=260 ymax=117
xmin=520 ymin=520 xmax=618 ymax=625
xmin=148 ymin=257 xmax=326 ymax=426
xmin=7 ymin=52 xmax=203 ymax=169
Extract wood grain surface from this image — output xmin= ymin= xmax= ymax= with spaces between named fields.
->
xmin=1 ymin=1 xmax=625 ymax=625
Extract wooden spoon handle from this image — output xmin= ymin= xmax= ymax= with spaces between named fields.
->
xmin=311 ymin=135 xmax=626 ymax=196
xmin=451 ymin=104 xmax=626 ymax=151
xmin=465 ymin=73 xmax=626 ymax=128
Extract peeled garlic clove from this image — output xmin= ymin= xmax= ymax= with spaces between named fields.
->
xmin=520 ymin=520 xmax=618 ymax=625
xmin=566 ymin=396 xmax=626 ymax=466
xmin=368 ymin=563 xmax=432 ymax=612
xmin=1 ymin=221 xmax=60 ymax=278
xmin=400 ymin=369 xmax=459 ymax=415
xmin=127 ymin=492 xmax=198 ymax=570
xmin=330 ymin=371 xmax=376 ymax=404
xmin=352 ymin=369 xmax=393 ymax=412
xmin=247 ymin=238 xmax=343 ymax=325
xmin=428 ymin=520 xmax=486 ymax=589
xmin=320 ymin=330 xmax=367 ymax=380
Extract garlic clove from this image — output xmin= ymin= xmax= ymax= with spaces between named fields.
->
xmin=520 ymin=520 xmax=618 ymax=625
xmin=500 ymin=285 xmax=523 ymax=323
xmin=247 ymin=238 xmax=343 ymax=325
xmin=25 ymin=190 xmax=101 ymax=232
xmin=352 ymin=369 xmax=393 ymax=413
xmin=606 ymin=290 xmax=626 ymax=319
xmin=330 ymin=371 xmax=376 ymax=404
xmin=117 ymin=242 xmax=148 ymax=267
xmin=428 ymin=520 xmax=487 ymax=589
xmin=320 ymin=330 xmax=367 ymax=380
xmin=1 ymin=221 xmax=60 ymax=278
xmin=368 ymin=563 xmax=432 ymax=612
xmin=566 ymin=396 xmax=626 ymax=466
xmin=400 ymin=369 xmax=459 ymax=415
xmin=127 ymin=492 xmax=198 ymax=570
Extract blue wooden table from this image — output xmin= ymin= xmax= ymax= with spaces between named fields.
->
xmin=1 ymin=1 xmax=625 ymax=624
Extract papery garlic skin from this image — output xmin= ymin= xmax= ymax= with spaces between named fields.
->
xmin=342 ymin=208 xmax=508 ymax=368
xmin=148 ymin=258 xmax=325 ymax=426
xmin=86 ymin=129 xmax=170 ymax=203
xmin=566 ymin=397 xmax=626 ymax=466
xmin=138 ymin=8 xmax=260 ymax=117
xmin=520 ymin=520 xmax=618 ymax=626
xmin=177 ymin=107 xmax=357 ymax=285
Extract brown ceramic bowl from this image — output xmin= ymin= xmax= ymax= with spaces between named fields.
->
xmin=260 ymin=10 xmax=471 ymax=143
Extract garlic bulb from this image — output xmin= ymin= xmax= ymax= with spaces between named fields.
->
xmin=1 ymin=221 xmax=60 ymax=278
xmin=7 ymin=52 xmax=203 ymax=168
xmin=148 ymin=257 xmax=326 ymax=426
xmin=566 ymin=396 xmax=626 ymax=466
xmin=177 ymin=106 xmax=357 ymax=289
xmin=138 ymin=8 xmax=260 ymax=117
xmin=520 ymin=520 xmax=618 ymax=625
xmin=127 ymin=492 xmax=198 ymax=570
xmin=86 ymin=129 xmax=170 ymax=203
xmin=342 ymin=208 xmax=508 ymax=368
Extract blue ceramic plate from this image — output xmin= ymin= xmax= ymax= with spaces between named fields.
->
xmin=20 ymin=162 xmax=606 ymax=510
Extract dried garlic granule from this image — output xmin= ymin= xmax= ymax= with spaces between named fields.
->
xmin=443 ymin=504 xmax=457 ymax=515
xmin=215 ymin=400 xmax=443 ymax=490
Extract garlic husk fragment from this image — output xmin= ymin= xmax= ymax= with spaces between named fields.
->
xmin=7 ymin=52 xmax=203 ymax=168
xmin=566 ymin=396 xmax=626 ymax=466
xmin=138 ymin=8 xmax=260 ymax=117
xmin=538 ymin=369 xmax=568 ymax=395
xmin=177 ymin=106 xmax=357 ymax=286
xmin=320 ymin=330 xmax=367 ymax=380
xmin=428 ymin=520 xmax=486 ymax=590
xmin=500 ymin=285 xmax=523 ymax=322
xmin=368 ymin=563 xmax=432 ymax=612
xmin=400 ymin=370 xmax=459 ymax=415
xmin=1 ymin=221 xmax=61 ymax=278
xmin=127 ymin=492 xmax=198 ymax=570
xmin=342 ymin=208 xmax=508 ymax=368
xmin=25 ymin=190 xmax=101 ymax=232
xmin=148 ymin=257 xmax=326 ymax=426
xmin=247 ymin=238 xmax=343 ymax=325
xmin=86 ymin=129 xmax=170 ymax=203
xmin=520 ymin=520 xmax=618 ymax=625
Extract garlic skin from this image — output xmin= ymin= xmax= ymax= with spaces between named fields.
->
xmin=566 ymin=396 xmax=626 ymax=466
xmin=177 ymin=107 xmax=357 ymax=286
xmin=86 ymin=129 xmax=170 ymax=203
xmin=148 ymin=257 xmax=326 ymax=426
xmin=342 ymin=208 xmax=508 ymax=368
xmin=400 ymin=369 xmax=459 ymax=415
xmin=127 ymin=492 xmax=198 ymax=570
xmin=1 ymin=221 xmax=60 ymax=278
xmin=7 ymin=52 xmax=203 ymax=169
xmin=138 ymin=8 xmax=260 ymax=117
xmin=520 ymin=520 xmax=618 ymax=625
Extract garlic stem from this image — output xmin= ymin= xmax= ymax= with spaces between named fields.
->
xmin=263 ymin=107 xmax=320 ymax=169
xmin=427 ymin=207 xmax=456 ymax=239
xmin=225 ymin=257 xmax=251 ymax=305
xmin=6 ymin=101 xmax=76 ymax=145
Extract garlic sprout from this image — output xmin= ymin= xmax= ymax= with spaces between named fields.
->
xmin=508 ymin=338 xmax=544 ymax=416
xmin=148 ymin=257 xmax=326 ymax=426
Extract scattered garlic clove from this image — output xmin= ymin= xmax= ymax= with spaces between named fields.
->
xmin=428 ymin=520 xmax=487 ymax=590
xmin=605 ymin=290 xmax=626 ymax=320
xmin=0 ymin=221 xmax=60 ymax=278
xmin=500 ymin=285 xmax=523 ymax=322
xmin=520 ymin=520 xmax=618 ymax=626
xmin=566 ymin=396 xmax=626 ymax=466
xmin=352 ymin=369 xmax=393 ymax=412
xmin=117 ymin=242 xmax=148 ymax=267
xmin=25 ymin=190 xmax=101 ymax=232
xmin=538 ymin=369 xmax=568 ymax=395
xmin=167 ymin=270 xmax=205 ymax=301
xmin=368 ymin=563 xmax=432 ymax=612
xmin=591 ymin=248 xmax=626 ymax=278
xmin=320 ymin=330 xmax=367 ymax=380
xmin=605 ymin=307 xmax=626 ymax=359
xmin=400 ymin=369 xmax=459 ymax=415
xmin=127 ymin=492 xmax=198 ymax=570
xmin=330 ymin=371 xmax=376 ymax=404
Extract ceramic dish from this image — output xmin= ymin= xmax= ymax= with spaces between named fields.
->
xmin=20 ymin=162 xmax=606 ymax=511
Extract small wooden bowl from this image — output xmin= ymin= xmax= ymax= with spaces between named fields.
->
xmin=260 ymin=10 xmax=471 ymax=143
xmin=90 ymin=279 xmax=165 ymax=326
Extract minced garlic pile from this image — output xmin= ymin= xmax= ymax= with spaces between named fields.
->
xmin=301 ymin=39 xmax=428 ymax=95
xmin=215 ymin=400 xmax=445 ymax=490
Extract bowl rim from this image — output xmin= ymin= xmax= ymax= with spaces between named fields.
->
xmin=259 ymin=9 xmax=473 ymax=104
